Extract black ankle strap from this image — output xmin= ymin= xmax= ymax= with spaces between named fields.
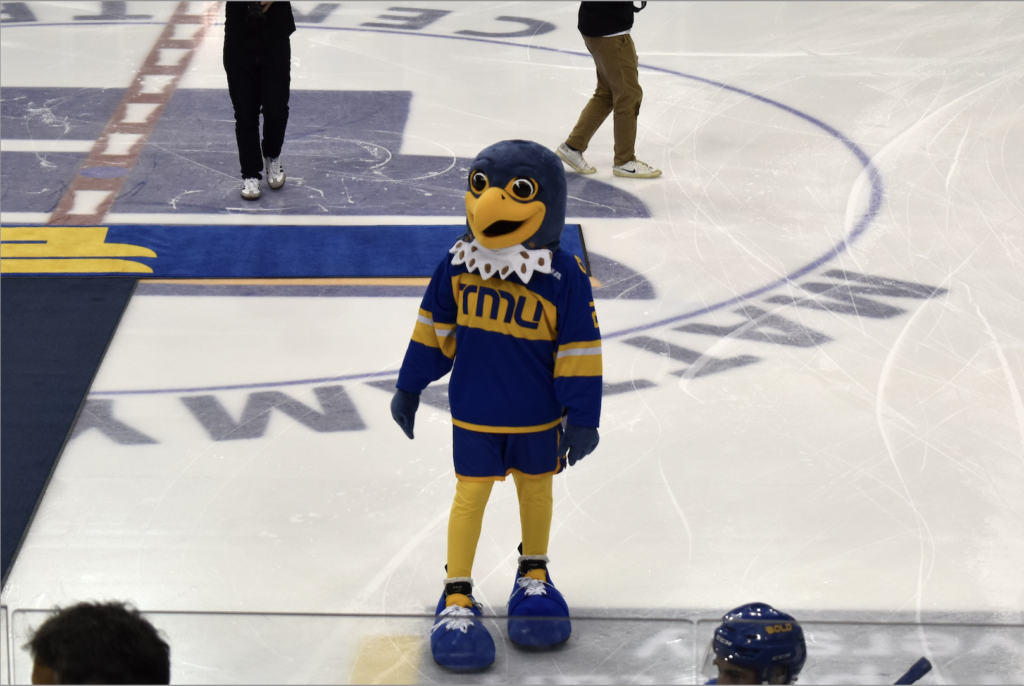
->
xmin=445 ymin=580 xmax=473 ymax=596
xmin=518 ymin=557 xmax=548 ymax=575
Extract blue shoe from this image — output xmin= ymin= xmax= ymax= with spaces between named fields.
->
xmin=430 ymin=580 xmax=495 ymax=670
xmin=507 ymin=556 xmax=571 ymax=647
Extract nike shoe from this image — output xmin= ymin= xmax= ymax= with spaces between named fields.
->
xmin=612 ymin=158 xmax=662 ymax=178
xmin=556 ymin=143 xmax=596 ymax=174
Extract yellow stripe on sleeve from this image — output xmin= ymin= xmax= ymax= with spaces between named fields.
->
xmin=554 ymin=343 xmax=602 ymax=378
xmin=435 ymin=321 xmax=457 ymax=359
xmin=410 ymin=308 xmax=457 ymax=359
xmin=557 ymin=340 xmax=602 ymax=353
xmin=411 ymin=311 xmax=439 ymax=349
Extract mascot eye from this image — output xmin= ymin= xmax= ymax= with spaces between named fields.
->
xmin=470 ymin=171 xmax=489 ymax=193
xmin=510 ymin=178 xmax=537 ymax=200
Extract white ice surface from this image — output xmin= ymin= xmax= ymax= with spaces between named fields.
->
xmin=2 ymin=1 xmax=1023 ymax=683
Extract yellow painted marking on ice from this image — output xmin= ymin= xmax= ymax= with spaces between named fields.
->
xmin=142 ymin=278 xmax=431 ymax=286
xmin=0 ymin=227 xmax=156 ymax=258
xmin=0 ymin=259 xmax=153 ymax=274
xmin=347 ymin=635 xmax=422 ymax=685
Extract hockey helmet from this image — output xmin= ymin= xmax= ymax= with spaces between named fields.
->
xmin=701 ymin=602 xmax=807 ymax=684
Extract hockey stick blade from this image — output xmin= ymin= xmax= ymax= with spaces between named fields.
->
xmin=894 ymin=657 xmax=932 ymax=684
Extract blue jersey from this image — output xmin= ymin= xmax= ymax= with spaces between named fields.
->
xmin=397 ymin=249 xmax=602 ymax=432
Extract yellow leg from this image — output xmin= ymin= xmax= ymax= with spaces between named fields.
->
xmin=446 ymin=479 xmax=494 ymax=604
xmin=513 ymin=472 xmax=553 ymax=582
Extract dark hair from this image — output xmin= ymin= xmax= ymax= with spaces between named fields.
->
xmin=27 ymin=602 xmax=170 ymax=684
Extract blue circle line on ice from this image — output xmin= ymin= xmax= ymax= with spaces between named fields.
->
xmin=297 ymin=28 xmax=884 ymax=339
xmin=40 ymin=23 xmax=882 ymax=396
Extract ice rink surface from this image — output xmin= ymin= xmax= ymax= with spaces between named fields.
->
xmin=2 ymin=1 xmax=1023 ymax=683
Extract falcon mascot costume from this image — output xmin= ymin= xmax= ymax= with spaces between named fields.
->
xmin=391 ymin=140 xmax=603 ymax=669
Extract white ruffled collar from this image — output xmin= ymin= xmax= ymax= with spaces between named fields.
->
xmin=450 ymin=238 xmax=552 ymax=284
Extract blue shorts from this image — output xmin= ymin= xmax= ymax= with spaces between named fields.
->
xmin=453 ymin=425 xmax=564 ymax=481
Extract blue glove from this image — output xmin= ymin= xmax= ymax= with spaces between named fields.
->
xmin=558 ymin=424 xmax=599 ymax=466
xmin=390 ymin=389 xmax=420 ymax=439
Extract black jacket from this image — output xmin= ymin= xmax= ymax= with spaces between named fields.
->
xmin=225 ymin=1 xmax=295 ymax=46
xmin=578 ymin=1 xmax=646 ymax=38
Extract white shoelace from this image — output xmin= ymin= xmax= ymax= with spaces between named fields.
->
xmin=516 ymin=576 xmax=549 ymax=597
xmin=431 ymin=604 xmax=477 ymax=634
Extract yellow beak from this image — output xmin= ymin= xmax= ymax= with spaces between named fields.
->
xmin=465 ymin=187 xmax=546 ymax=250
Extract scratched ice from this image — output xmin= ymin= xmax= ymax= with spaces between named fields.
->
xmin=1 ymin=2 xmax=1022 ymax=684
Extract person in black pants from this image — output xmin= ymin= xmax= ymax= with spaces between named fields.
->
xmin=223 ymin=1 xmax=295 ymax=200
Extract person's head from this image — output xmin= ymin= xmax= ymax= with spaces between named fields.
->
xmin=702 ymin=602 xmax=806 ymax=685
xmin=27 ymin=602 xmax=170 ymax=685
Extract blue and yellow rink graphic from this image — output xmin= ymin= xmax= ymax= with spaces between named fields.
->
xmin=0 ymin=223 xmax=590 ymax=278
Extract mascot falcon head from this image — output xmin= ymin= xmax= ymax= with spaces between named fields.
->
xmin=464 ymin=140 xmax=567 ymax=252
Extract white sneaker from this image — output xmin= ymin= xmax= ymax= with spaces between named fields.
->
xmin=264 ymin=156 xmax=285 ymax=189
xmin=556 ymin=143 xmax=596 ymax=174
xmin=241 ymin=177 xmax=261 ymax=200
xmin=613 ymin=159 xmax=662 ymax=178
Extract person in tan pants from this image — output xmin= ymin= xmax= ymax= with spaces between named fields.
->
xmin=557 ymin=1 xmax=661 ymax=178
